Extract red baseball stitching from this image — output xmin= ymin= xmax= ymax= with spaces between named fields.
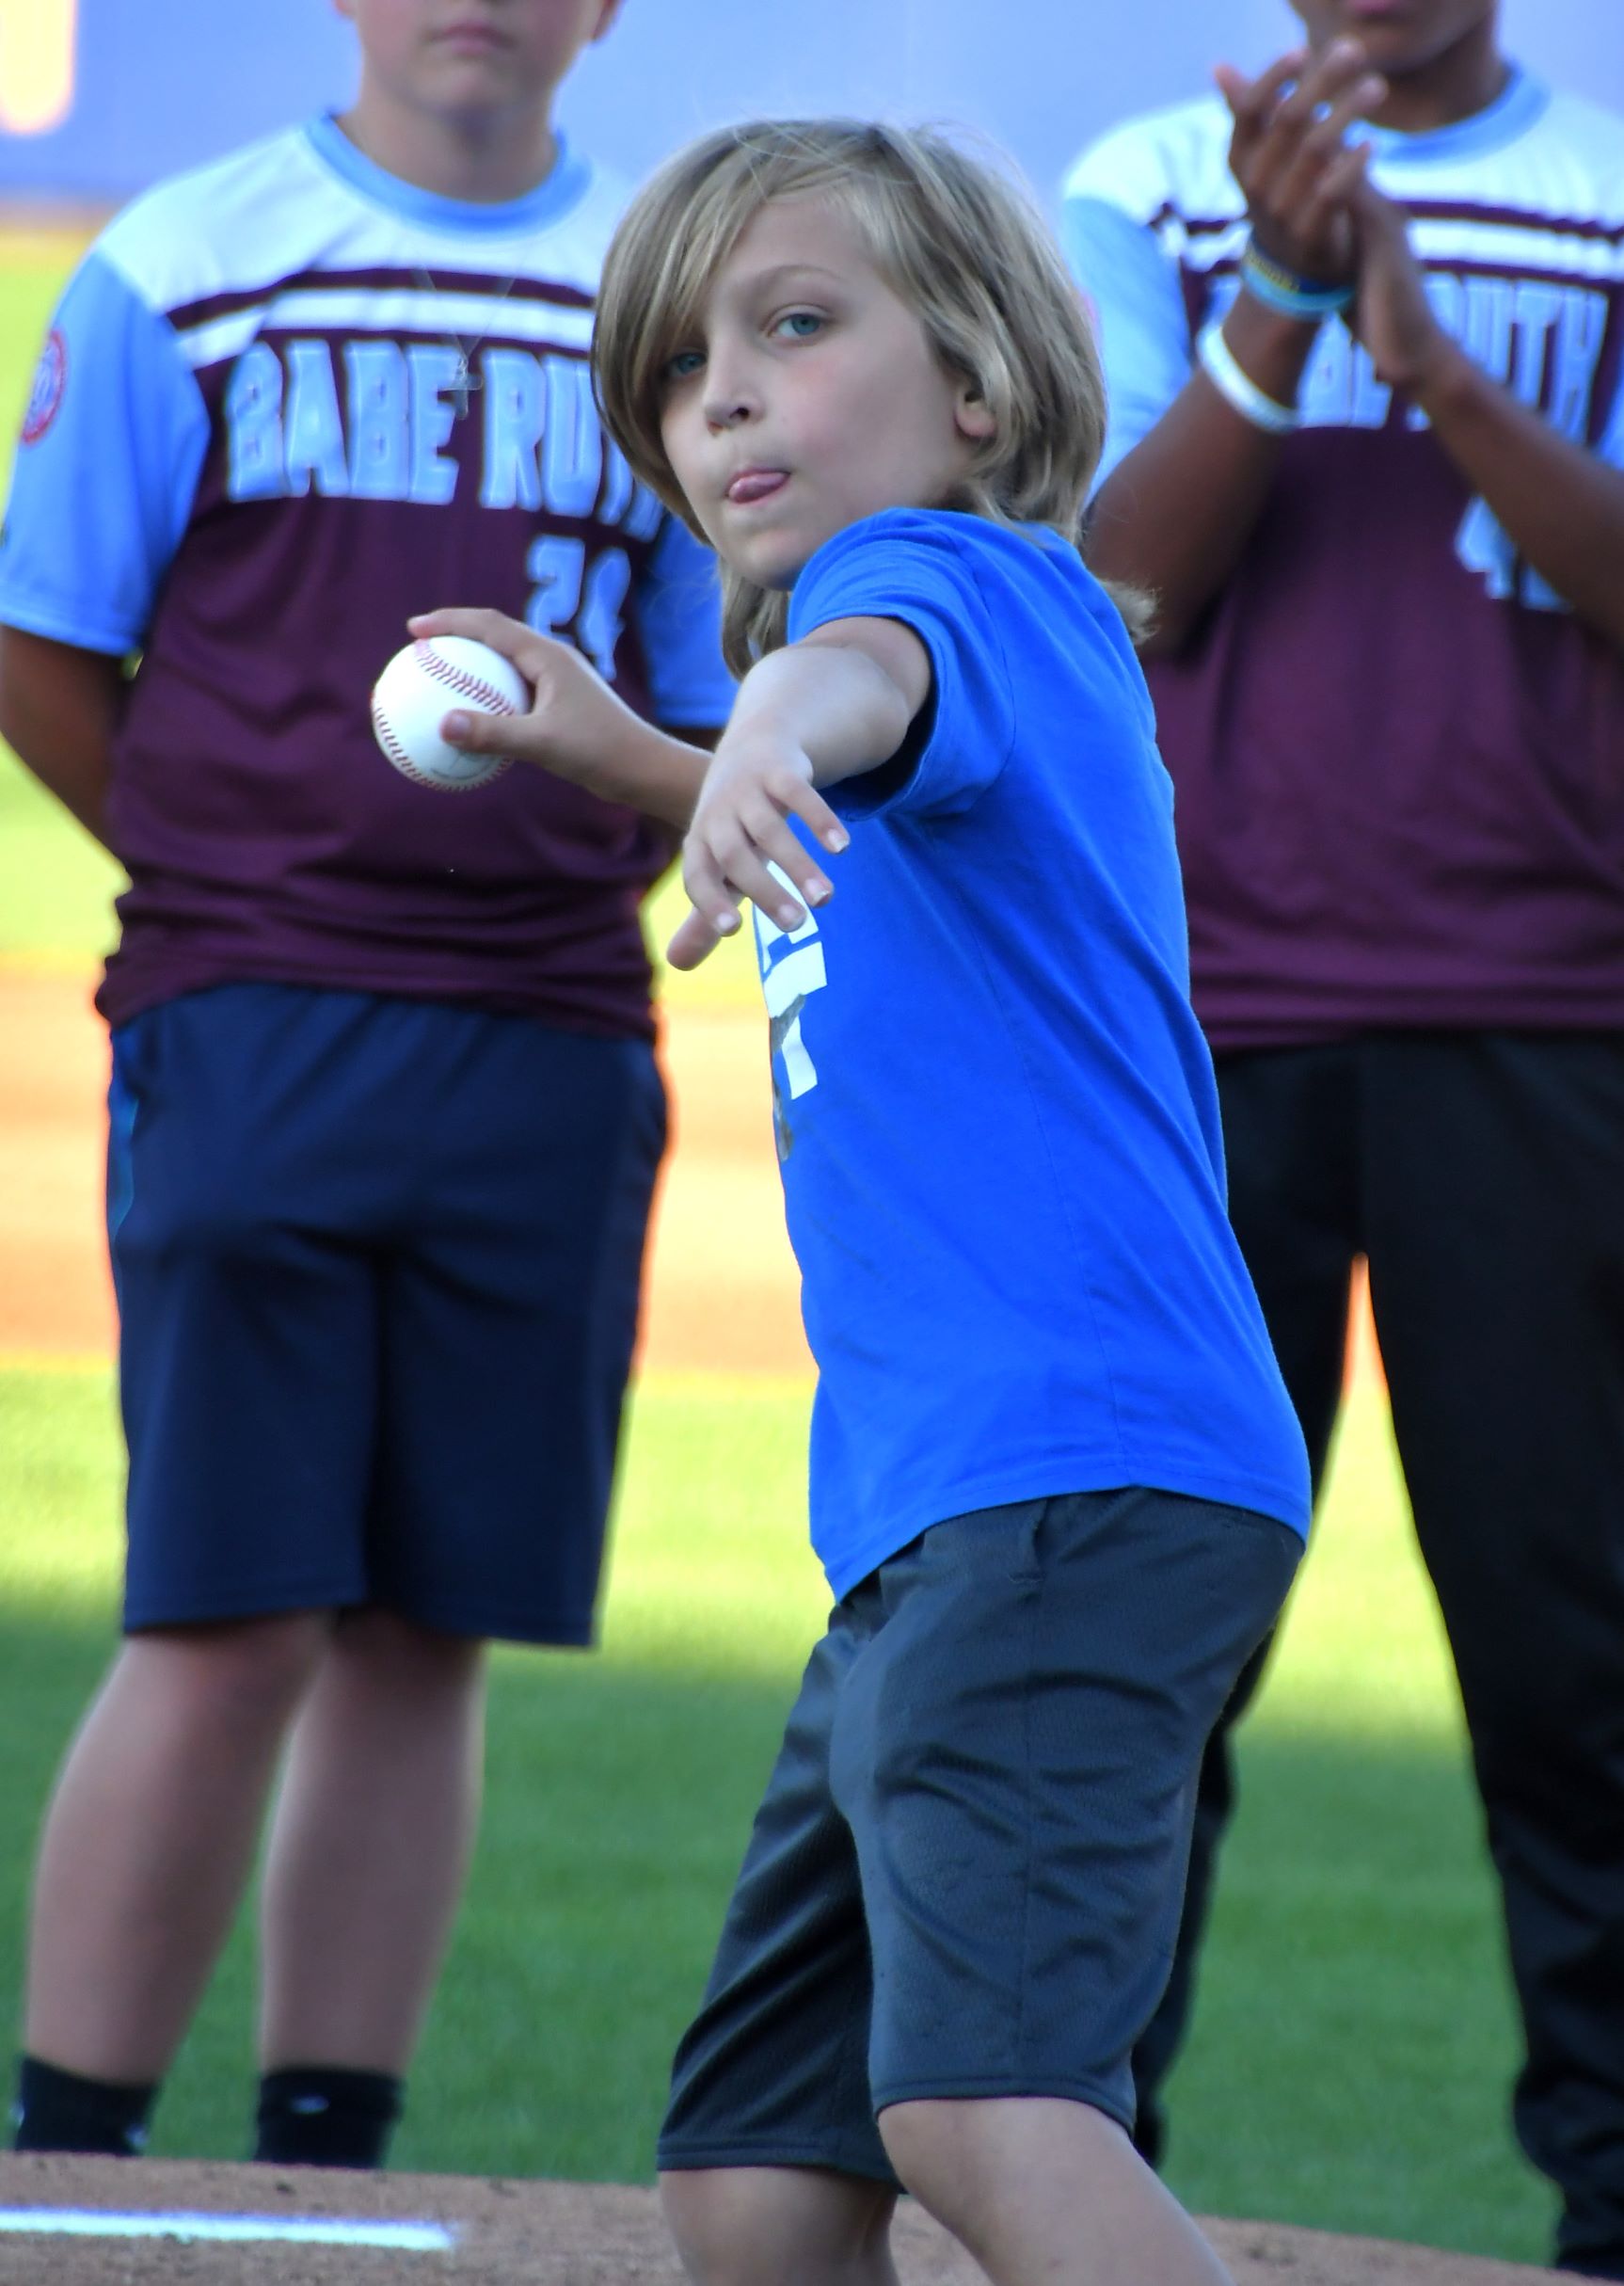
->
xmin=412 ymin=638 xmax=521 ymax=720
xmin=371 ymin=695 xmax=511 ymax=793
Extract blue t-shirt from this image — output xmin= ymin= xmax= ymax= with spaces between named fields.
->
xmin=762 ymin=507 xmax=1310 ymax=1598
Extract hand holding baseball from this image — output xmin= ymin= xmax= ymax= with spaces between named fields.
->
xmin=372 ymin=634 xmax=528 ymax=791
xmin=400 ymin=608 xmax=652 ymax=797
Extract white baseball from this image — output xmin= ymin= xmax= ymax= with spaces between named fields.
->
xmin=370 ymin=635 xmax=528 ymax=792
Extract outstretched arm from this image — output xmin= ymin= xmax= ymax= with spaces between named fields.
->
xmin=669 ymin=615 xmax=931 ymax=971
xmin=410 ymin=605 xmax=927 ymax=968
xmin=1346 ymin=183 xmax=1624 ymax=650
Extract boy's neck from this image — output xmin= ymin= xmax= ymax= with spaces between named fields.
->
xmin=1361 ymin=20 xmax=1510 ymax=136
xmin=335 ymin=95 xmax=561 ymax=204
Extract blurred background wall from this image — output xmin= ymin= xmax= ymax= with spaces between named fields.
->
xmin=0 ymin=0 xmax=1616 ymax=217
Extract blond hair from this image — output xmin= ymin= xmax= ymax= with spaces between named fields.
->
xmin=592 ymin=118 xmax=1151 ymax=674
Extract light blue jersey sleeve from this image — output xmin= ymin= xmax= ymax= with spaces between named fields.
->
xmin=1058 ymin=195 xmax=1194 ymax=486
xmin=630 ymin=513 xmax=734 ymax=728
xmin=787 ymin=509 xmax=1018 ymax=820
xmin=0 ymin=248 xmax=209 ymax=655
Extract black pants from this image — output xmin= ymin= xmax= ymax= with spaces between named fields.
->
xmin=1130 ymin=1032 xmax=1624 ymax=2278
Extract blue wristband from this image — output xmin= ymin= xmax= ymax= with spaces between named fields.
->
xmin=1240 ymin=241 xmax=1355 ymax=322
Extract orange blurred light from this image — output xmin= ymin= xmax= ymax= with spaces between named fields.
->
xmin=0 ymin=0 xmax=78 ymax=136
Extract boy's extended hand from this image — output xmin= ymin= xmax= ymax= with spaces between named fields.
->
xmin=1215 ymin=40 xmax=1386 ymax=284
xmin=667 ymin=731 xmax=848 ymax=972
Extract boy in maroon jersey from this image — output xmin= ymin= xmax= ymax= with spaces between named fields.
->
xmin=0 ymin=0 xmax=729 ymax=2168
xmin=1064 ymin=1 xmax=1624 ymax=2270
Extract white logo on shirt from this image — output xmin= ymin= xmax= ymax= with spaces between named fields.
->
xmin=754 ymin=866 xmax=827 ymax=1161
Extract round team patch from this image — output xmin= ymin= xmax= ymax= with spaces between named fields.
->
xmin=21 ymin=328 xmax=67 ymax=445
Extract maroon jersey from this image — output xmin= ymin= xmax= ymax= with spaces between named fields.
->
xmin=0 ymin=118 xmax=731 ymax=1037
xmin=1062 ymin=72 xmax=1624 ymax=1046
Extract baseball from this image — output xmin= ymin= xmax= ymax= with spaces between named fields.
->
xmin=370 ymin=635 xmax=529 ymax=791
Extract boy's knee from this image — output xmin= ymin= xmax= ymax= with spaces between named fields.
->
xmin=877 ymin=2099 xmax=954 ymax=2199
xmin=661 ymin=2166 xmax=893 ymax=2286
xmin=661 ymin=2171 xmax=747 ymax=2286
xmin=880 ymin=2093 xmax=1134 ymax=2209
xmin=332 ymin=1607 xmax=486 ymax=1691
xmin=125 ymin=1613 xmax=328 ymax=1733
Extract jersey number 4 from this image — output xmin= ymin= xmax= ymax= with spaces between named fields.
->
xmin=1455 ymin=496 xmax=1565 ymax=613
xmin=524 ymin=535 xmax=632 ymax=678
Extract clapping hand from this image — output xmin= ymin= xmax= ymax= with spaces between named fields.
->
xmin=1216 ymin=40 xmax=1387 ymax=287
xmin=1345 ymin=177 xmax=1460 ymax=397
xmin=1216 ymin=40 xmax=1458 ymax=402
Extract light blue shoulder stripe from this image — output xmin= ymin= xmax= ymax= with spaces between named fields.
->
xmin=0 ymin=249 xmax=208 ymax=653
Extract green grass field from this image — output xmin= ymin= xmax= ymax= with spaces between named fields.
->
xmin=0 ymin=230 xmax=1556 ymax=2264
xmin=0 ymin=1365 xmax=1552 ymax=2257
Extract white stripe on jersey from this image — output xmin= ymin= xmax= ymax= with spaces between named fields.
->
xmin=1409 ymin=218 xmax=1624 ymax=281
xmin=1064 ymin=82 xmax=1624 ymax=244
xmin=94 ymin=121 xmax=627 ymax=329
xmin=1167 ymin=216 xmax=1624 ymax=284
xmin=177 ymin=290 xmax=596 ymax=373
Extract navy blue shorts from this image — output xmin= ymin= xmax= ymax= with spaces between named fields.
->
xmin=107 ymin=983 xmax=665 ymax=1643
xmin=659 ymin=1488 xmax=1299 ymax=2178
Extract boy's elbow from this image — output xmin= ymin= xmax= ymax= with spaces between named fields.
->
xmin=0 ymin=624 xmax=124 ymax=779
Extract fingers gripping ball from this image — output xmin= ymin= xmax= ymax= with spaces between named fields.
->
xmin=371 ymin=636 xmax=528 ymax=792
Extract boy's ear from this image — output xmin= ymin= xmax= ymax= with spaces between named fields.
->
xmin=955 ymin=381 xmax=996 ymax=443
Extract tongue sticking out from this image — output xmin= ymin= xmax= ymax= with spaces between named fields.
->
xmin=728 ymin=471 xmax=788 ymax=504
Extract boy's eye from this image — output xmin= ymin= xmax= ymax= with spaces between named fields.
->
xmin=773 ymin=310 xmax=824 ymax=342
xmin=663 ymin=347 xmax=705 ymax=382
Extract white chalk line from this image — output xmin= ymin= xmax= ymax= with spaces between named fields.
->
xmin=0 ymin=2207 xmax=457 ymax=2249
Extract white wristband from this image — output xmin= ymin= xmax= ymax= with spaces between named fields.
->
xmin=1197 ymin=322 xmax=1300 ymax=436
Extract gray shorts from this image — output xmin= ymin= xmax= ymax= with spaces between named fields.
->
xmin=659 ymin=1486 xmax=1299 ymax=2181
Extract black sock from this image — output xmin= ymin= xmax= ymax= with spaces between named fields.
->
xmin=11 ymin=2054 xmax=157 ymax=2156
xmin=253 ymin=2065 xmax=404 ymax=2169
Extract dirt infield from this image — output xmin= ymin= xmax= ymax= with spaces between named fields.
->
xmin=0 ymin=973 xmax=116 ymax=1357
xmin=0 ymin=2157 xmax=1555 ymax=2285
